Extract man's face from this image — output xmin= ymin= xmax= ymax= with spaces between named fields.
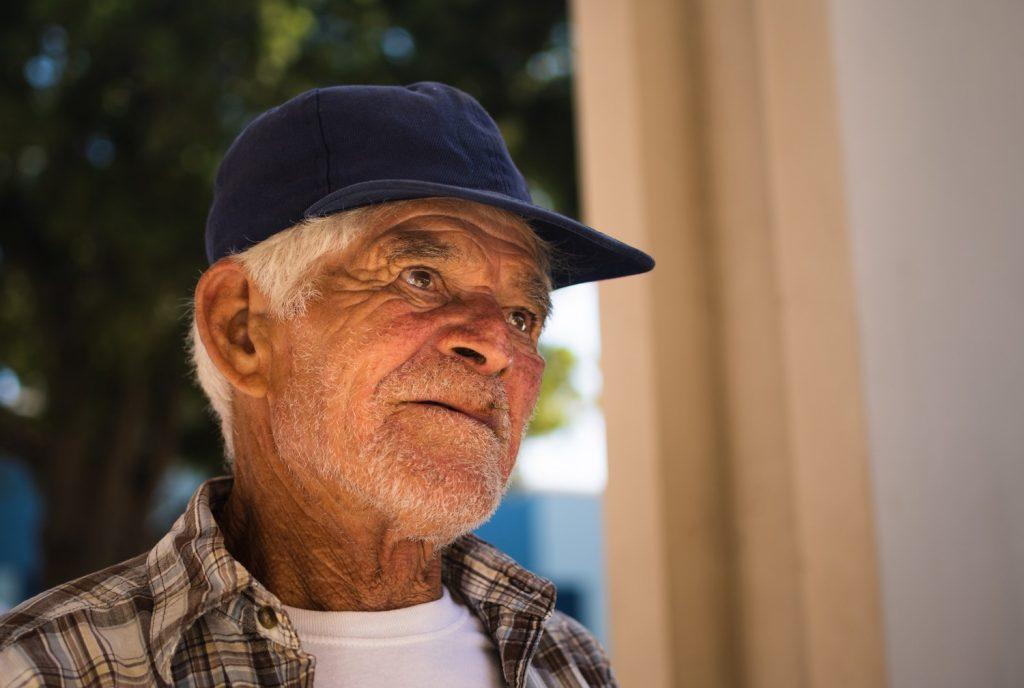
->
xmin=265 ymin=201 xmax=548 ymax=544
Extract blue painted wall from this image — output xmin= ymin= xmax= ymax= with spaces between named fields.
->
xmin=0 ymin=458 xmax=42 ymax=611
xmin=475 ymin=490 xmax=607 ymax=645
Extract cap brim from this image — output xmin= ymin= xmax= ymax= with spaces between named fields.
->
xmin=304 ymin=179 xmax=654 ymax=290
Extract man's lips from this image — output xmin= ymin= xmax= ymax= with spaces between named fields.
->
xmin=404 ymin=399 xmax=498 ymax=433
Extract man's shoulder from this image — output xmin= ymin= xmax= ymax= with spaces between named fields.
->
xmin=543 ymin=609 xmax=604 ymax=651
xmin=0 ymin=552 xmax=154 ymax=683
xmin=537 ymin=610 xmax=617 ymax=687
xmin=0 ymin=551 xmax=154 ymax=646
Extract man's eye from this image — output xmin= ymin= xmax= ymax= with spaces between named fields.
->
xmin=507 ymin=310 xmax=534 ymax=333
xmin=402 ymin=268 xmax=436 ymax=291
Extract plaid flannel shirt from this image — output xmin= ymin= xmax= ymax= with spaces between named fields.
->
xmin=0 ymin=477 xmax=616 ymax=687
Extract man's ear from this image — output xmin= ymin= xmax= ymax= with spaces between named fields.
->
xmin=194 ymin=259 xmax=271 ymax=398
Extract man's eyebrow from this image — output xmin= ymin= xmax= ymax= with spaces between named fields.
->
xmin=382 ymin=233 xmax=463 ymax=264
xmin=516 ymin=271 xmax=553 ymax=323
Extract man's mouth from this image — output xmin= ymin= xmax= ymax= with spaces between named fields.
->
xmin=406 ymin=399 xmax=497 ymax=433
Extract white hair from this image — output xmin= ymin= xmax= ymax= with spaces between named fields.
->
xmin=187 ymin=199 xmax=553 ymax=466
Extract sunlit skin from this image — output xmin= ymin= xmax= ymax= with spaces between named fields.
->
xmin=193 ymin=199 xmax=547 ymax=612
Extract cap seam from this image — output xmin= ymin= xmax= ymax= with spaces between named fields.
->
xmin=313 ymin=89 xmax=333 ymax=194
xmin=472 ymin=105 xmax=508 ymax=196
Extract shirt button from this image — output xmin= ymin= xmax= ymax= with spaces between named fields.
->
xmin=257 ymin=606 xmax=278 ymax=630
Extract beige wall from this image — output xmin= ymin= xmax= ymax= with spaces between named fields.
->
xmin=828 ymin=1 xmax=1024 ymax=686
xmin=572 ymin=0 xmax=887 ymax=686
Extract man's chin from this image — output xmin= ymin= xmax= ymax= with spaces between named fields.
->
xmin=293 ymin=457 xmax=505 ymax=547
xmin=396 ymin=508 xmax=499 ymax=548
xmin=298 ymin=413 xmax=512 ymax=545
xmin=374 ymin=472 xmax=508 ymax=547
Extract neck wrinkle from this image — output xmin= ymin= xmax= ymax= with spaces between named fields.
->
xmin=218 ymin=422 xmax=444 ymax=613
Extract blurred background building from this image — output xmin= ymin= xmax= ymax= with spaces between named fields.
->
xmin=2 ymin=0 xmax=1022 ymax=687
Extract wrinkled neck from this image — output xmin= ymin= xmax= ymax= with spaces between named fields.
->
xmin=217 ymin=404 xmax=444 ymax=612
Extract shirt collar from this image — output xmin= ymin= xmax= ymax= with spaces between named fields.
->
xmin=442 ymin=533 xmax=556 ymax=619
xmin=146 ymin=477 xmax=557 ymax=683
xmin=147 ymin=476 xmax=250 ymax=681
xmin=441 ymin=533 xmax=558 ymax=687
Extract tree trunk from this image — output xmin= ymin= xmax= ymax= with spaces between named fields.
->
xmin=36 ymin=356 xmax=183 ymax=589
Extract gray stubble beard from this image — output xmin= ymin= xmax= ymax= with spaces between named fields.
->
xmin=270 ymin=340 xmax=522 ymax=547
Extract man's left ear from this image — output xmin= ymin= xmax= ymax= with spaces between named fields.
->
xmin=193 ymin=259 xmax=272 ymax=398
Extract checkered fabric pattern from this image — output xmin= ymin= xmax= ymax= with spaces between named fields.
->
xmin=0 ymin=477 xmax=616 ymax=687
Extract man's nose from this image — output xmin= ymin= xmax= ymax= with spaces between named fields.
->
xmin=436 ymin=300 xmax=514 ymax=376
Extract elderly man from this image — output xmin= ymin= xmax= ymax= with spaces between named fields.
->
xmin=0 ymin=83 xmax=652 ymax=687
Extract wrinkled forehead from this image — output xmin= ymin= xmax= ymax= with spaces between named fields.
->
xmin=372 ymin=198 xmax=539 ymax=246
xmin=354 ymin=200 xmax=550 ymax=278
xmin=377 ymin=214 xmax=537 ymax=262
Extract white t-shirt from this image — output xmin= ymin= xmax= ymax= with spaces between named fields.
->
xmin=281 ymin=585 xmax=505 ymax=688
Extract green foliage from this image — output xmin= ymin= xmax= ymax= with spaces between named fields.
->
xmin=529 ymin=343 xmax=580 ymax=437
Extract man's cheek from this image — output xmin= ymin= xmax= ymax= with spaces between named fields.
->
xmin=520 ymin=356 xmax=545 ymax=404
xmin=508 ymin=363 xmax=544 ymax=429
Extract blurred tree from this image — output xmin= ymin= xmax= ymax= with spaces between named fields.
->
xmin=531 ymin=344 xmax=580 ymax=437
xmin=0 ymin=0 xmax=579 ymax=588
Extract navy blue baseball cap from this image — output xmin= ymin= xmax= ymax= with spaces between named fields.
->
xmin=205 ymin=82 xmax=654 ymax=290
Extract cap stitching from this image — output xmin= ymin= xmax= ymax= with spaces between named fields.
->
xmin=313 ymin=89 xmax=333 ymax=194
xmin=475 ymin=107 xmax=507 ymax=196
